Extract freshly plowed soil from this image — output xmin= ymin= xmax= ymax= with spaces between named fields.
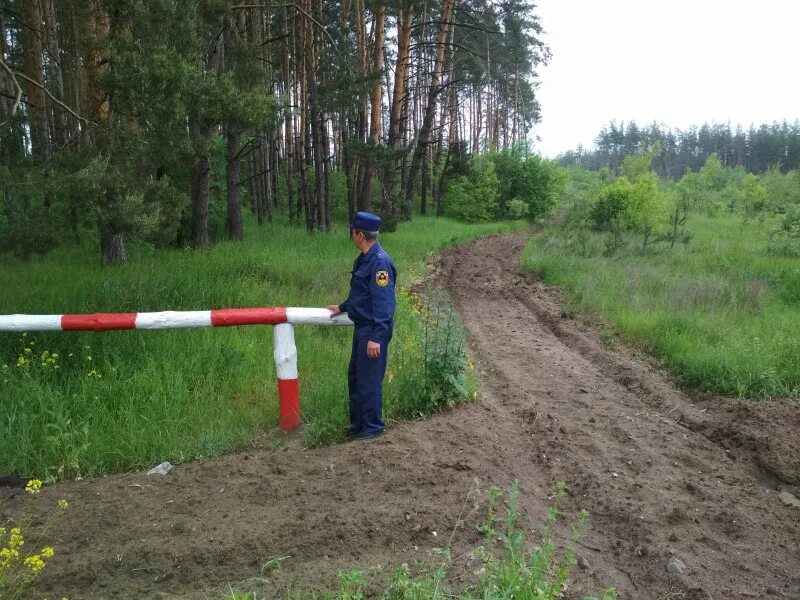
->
xmin=3 ymin=231 xmax=799 ymax=600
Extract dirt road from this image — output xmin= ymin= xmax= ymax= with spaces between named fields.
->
xmin=6 ymin=231 xmax=799 ymax=599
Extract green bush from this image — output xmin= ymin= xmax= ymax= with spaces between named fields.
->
xmin=589 ymin=170 xmax=669 ymax=249
xmin=0 ymin=206 xmax=60 ymax=260
xmin=767 ymin=205 xmax=800 ymax=256
xmin=491 ymin=148 xmax=565 ymax=220
xmin=763 ymin=167 xmax=800 ymax=214
xmin=445 ymin=156 xmax=499 ymax=222
xmin=589 ymin=177 xmax=633 ymax=230
xmin=737 ymin=173 xmax=768 ymax=221
xmin=508 ymin=198 xmax=529 ymax=219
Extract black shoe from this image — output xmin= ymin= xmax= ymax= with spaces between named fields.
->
xmin=346 ymin=427 xmax=361 ymax=440
xmin=351 ymin=429 xmax=384 ymax=442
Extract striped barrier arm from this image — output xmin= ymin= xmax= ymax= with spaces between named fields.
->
xmin=0 ymin=307 xmax=353 ymax=431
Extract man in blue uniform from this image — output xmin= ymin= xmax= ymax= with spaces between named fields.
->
xmin=326 ymin=211 xmax=396 ymax=441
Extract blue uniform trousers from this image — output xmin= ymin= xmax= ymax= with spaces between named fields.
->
xmin=348 ymin=325 xmax=390 ymax=434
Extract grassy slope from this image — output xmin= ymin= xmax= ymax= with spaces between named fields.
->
xmin=0 ymin=216 xmax=526 ymax=478
xmin=523 ymin=213 xmax=800 ymax=399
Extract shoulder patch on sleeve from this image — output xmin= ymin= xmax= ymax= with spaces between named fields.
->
xmin=376 ymin=270 xmax=390 ymax=287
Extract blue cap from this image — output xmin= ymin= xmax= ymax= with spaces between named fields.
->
xmin=349 ymin=211 xmax=381 ymax=232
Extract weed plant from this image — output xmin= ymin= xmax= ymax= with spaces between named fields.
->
xmin=0 ymin=479 xmax=69 ymax=600
xmin=383 ymin=287 xmax=476 ymax=422
xmin=224 ymin=483 xmax=616 ymax=600
xmin=524 ymin=212 xmax=800 ymax=398
xmin=0 ymin=215 xmax=525 ymax=478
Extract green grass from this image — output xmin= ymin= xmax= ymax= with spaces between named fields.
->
xmin=523 ymin=212 xmax=800 ymax=399
xmin=0 ymin=214 xmax=525 ymax=479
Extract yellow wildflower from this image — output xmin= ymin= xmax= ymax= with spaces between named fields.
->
xmin=0 ymin=547 xmax=20 ymax=568
xmin=58 ymin=499 xmax=69 ymax=509
xmin=24 ymin=554 xmax=45 ymax=573
xmin=25 ymin=479 xmax=43 ymax=495
xmin=8 ymin=527 xmax=24 ymax=549
xmin=42 ymin=546 xmax=55 ymax=558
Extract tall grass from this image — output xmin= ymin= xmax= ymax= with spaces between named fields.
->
xmin=523 ymin=212 xmax=800 ymax=398
xmin=0 ymin=215 xmax=526 ymax=478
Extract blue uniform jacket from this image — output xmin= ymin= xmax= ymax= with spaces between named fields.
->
xmin=339 ymin=242 xmax=397 ymax=344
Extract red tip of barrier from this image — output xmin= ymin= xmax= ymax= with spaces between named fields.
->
xmin=210 ymin=307 xmax=288 ymax=327
xmin=278 ymin=378 xmax=300 ymax=431
xmin=61 ymin=313 xmax=137 ymax=331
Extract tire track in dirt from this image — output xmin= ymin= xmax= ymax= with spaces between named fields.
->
xmin=435 ymin=231 xmax=799 ymax=600
xmin=5 ymin=230 xmax=799 ymax=600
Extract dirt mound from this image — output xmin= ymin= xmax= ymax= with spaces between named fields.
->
xmin=4 ymin=231 xmax=798 ymax=600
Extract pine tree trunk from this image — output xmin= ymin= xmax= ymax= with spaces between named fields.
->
xmin=380 ymin=2 xmax=411 ymax=227
xmin=21 ymin=0 xmax=49 ymax=158
xmin=100 ymin=187 xmax=125 ymax=266
xmin=321 ymin=113 xmax=332 ymax=230
xmin=307 ymin=0 xmax=325 ymax=229
xmin=265 ymin=135 xmax=274 ymax=223
xmin=353 ymin=0 xmax=369 ymax=211
xmin=101 ymin=231 xmax=126 ymax=266
xmin=282 ymin=7 xmax=296 ymax=223
xmin=403 ymin=0 xmax=454 ymax=219
xmin=190 ymin=21 xmax=223 ymax=248
xmin=420 ymin=144 xmax=428 ymax=216
xmin=226 ymin=127 xmax=243 ymax=241
xmin=43 ymin=0 xmax=67 ymax=149
xmin=360 ymin=2 xmax=385 ymax=212
xmin=190 ymin=141 xmax=211 ymax=248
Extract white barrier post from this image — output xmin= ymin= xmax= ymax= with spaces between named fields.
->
xmin=273 ymin=323 xmax=300 ymax=430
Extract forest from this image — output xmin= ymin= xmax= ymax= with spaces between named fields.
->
xmin=0 ymin=0 xmax=554 ymax=264
xmin=558 ymin=120 xmax=800 ymax=178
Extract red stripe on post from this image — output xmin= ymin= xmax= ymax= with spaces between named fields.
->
xmin=210 ymin=307 xmax=287 ymax=327
xmin=61 ymin=313 xmax=137 ymax=331
xmin=277 ymin=378 xmax=300 ymax=431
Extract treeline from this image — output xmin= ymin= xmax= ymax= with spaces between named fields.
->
xmin=558 ymin=121 xmax=800 ymax=179
xmin=0 ymin=0 xmax=548 ymax=263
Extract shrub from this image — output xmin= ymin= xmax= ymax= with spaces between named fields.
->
xmin=590 ymin=177 xmax=633 ymax=230
xmin=624 ymin=172 xmax=670 ymax=248
xmin=491 ymin=149 xmax=565 ymax=220
xmin=763 ymin=167 xmax=800 ymax=214
xmin=767 ymin=205 xmax=800 ymax=256
xmin=0 ymin=206 xmax=60 ymax=260
xmin=445 ymin=156 xmax=499 ymax=223
xmin=590 ymin=170 xmax=669 ymax=249
xmin=738 ymin=173 xmax=768 ymax=221
xmin=508 ymin=198 xmax=529 ymax=219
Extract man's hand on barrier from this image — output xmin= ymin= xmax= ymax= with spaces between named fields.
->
xmin=326 ymin=305 xmax=342 ymax=317
xmin=367 ymin=340 xmax=381 ymax=359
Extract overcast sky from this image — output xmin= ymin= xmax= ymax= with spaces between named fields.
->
xmin=532 ymin=0 xmax=800 ymax=157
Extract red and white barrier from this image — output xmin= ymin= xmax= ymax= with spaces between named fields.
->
xmin=0 ymin=307 xmax=353 ymax=431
